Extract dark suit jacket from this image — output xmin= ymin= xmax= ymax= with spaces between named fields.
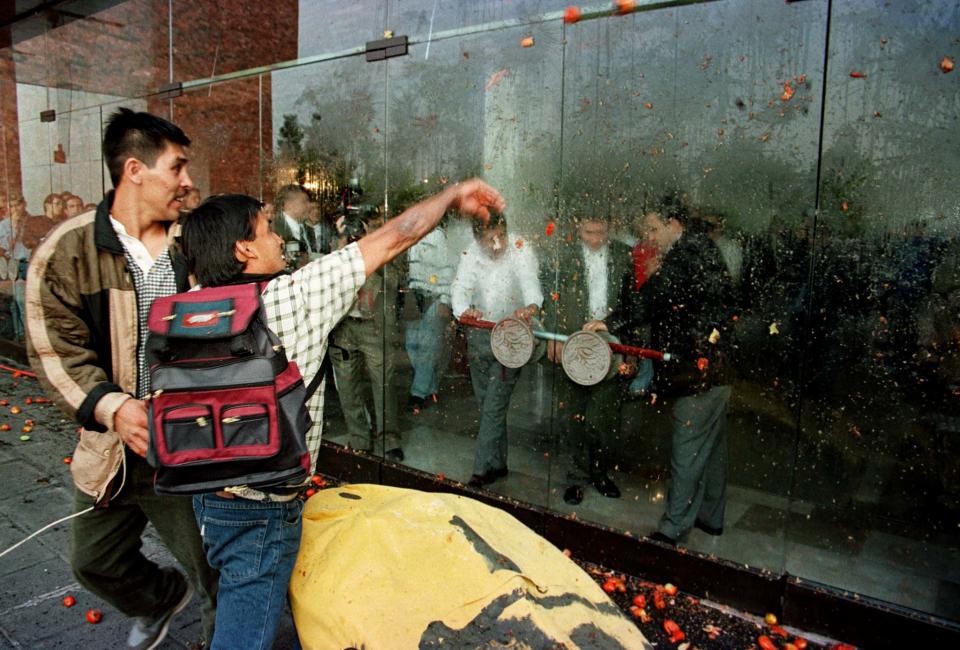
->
xmin=610 ymin=232 xmax=734 ymax=397
xmin=272 ymin=213 xmax=316 ymax=252
xmin=544 ymin=239 xmax=633 ymax=335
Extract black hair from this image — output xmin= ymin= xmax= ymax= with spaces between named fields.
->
xmin=179 ymin=194 xmax=263 ymax=287
xmin=275 ymin=184 xmax=309 ymax=211
xmin=472 ymin=210 xmax=507 ymax=240
xmin=654 ymin=191 xmax=690 ymax=225
xmin=102 ymin=108 xmax=190 ymax=188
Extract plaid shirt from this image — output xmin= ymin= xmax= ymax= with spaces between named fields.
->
xmin=124 ymin=249 xmax=177 ymax=399
xmin=261 ymin=242 xmax=366 ymax=470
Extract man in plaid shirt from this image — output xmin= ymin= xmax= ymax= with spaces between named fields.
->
xmin=178 ymin=181 xmax=504 ymax=650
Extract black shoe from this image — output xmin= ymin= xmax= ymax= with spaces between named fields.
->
xmin=385 ymin=447 xmax=405 ymax=462
xmin=563 ymin=485 xmax=584 ymax=505
xmin=468 ymin=467 xmax=508 ymax=488
xmin=592 ymin=476 xmax=621 ymax=499
xmin=127 ymin=570 xmax=193 ymax=649
xmin=408 ymin=395 xmax=425 ymax=415
xmin=694 ymin=519 xmax=723 ymax=536
xmin=648 ymin=531 xmax=677 ymax=546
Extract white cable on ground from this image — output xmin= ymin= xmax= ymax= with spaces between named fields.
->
xmin=0 ymin=444 xmax=129 ymax=559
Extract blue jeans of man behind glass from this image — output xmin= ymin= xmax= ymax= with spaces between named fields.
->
xmin=193 ymin=494 xmax=304 ymax=650
xmin=405 ymin=298 xmax=449 ymax=402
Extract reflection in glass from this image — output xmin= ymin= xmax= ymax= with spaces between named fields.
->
xmin=452 ymin=213 xmax=543 ymax=487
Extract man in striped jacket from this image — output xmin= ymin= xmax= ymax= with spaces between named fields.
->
xmin=26 ymin=108 xmax=218 ymax=650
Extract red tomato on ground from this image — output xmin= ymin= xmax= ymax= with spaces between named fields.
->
xmin=62 ymin=595 xmax=76 ymax=607
xmin=85 ymin=609 xmax=102 ymax=624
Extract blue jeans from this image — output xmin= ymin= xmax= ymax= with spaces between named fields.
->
xmin=405 ymin=300 xmax=448 ymax=398
xmin=193 ymin=494 xmax=303 ymax=650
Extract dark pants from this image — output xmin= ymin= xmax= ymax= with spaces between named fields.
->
xmin=467 ymin=329 xmax=521 ymax=475
xmin=657 ymin=385 xmax=731 ymax=539
xmin=555 ymin=374 xmax=622 ymax=484
xmin=70 ymin=450 xmax=219 ymax=643
xmin=329 ymin=316 xmax=401 ymax=452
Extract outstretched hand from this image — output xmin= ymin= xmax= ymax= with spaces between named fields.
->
xmin=448 ymin=178 xmax=506 ymax=223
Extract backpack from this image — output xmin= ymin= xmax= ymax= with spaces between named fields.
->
xmin=144 ymin=282 xmax=315 ymax=495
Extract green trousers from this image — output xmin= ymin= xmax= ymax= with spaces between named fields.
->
xmin=70 ymin=450 xmax=218 ymax=643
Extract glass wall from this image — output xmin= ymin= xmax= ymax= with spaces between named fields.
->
xmin=2 ymin=0 xmax=958 ymax=623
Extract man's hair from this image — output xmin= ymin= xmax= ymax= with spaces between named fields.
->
xmin=102 ymin=108 xmax=190 ymax=188
xmin=179 ymin=194 xmax=263 ymax=287
xmin=43 ymin=193 xmax=61 ymax=208
xmin=472 ymin=210 xmax=507 ymax=239
xmin=653 ymin=191 xmax=689 ymax=225
xmin=275 ymin=184 xmax=309 ymax=212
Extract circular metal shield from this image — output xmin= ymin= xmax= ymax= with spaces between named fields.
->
xmin=561 ymin=330 xmax=612 ymax=386
xmin=0 ymin=257 xmax=9 ymax=281
xmin=490 ymin=317 xmax=534 ymax=368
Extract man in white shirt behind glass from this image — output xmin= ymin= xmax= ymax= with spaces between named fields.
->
xmin=452 ymin=212 xmax=543 ymax=488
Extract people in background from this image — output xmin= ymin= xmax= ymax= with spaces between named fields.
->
xmin=404 ymin=214 xmax=455 ymax=414
xmin=64 ymin=194 xmax=85 ymax=218
xmin=272 ymin=184 xmax=315 ymax=268
xmin=328 ymin=206 xmax=405 ymax=462
xmin=43 ymin=192 xmax=66 ymax=223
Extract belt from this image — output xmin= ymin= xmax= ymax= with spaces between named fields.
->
xmin=215 ymin=487 xmax=299 ymax=503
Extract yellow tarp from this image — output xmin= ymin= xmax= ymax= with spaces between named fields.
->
xmin=290 ymin=484 xmax=651 ymax=649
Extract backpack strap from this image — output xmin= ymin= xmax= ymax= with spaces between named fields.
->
xmin=305 ymin=352 xmax=329 ymax=401
xmin=256 ymin=279 xmax=327 ymax=401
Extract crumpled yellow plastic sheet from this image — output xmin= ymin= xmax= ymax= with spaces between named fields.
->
xmin=290 ymin=484 xmax=652 ymax=649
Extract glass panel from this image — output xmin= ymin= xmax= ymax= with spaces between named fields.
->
xmin=169 ymin=76 xmax=264 ymax=198
xmin=387 ymin=0 xmax=570 ymax=38
xmin=383 ymin=21 xmax=565 ymax=506
xmin=269 ymin=55 xmax=389 ymax=457
xmin=298 ymin=0 xmax=387 ymax=56
xmin=788 ymin=0 xmax=960 ymax=620
xmin=554 ymin=0 xmax=827 ymax=573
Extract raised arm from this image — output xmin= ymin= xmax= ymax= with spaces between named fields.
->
xmin=357 ymin=179 xmax=504 ymax=278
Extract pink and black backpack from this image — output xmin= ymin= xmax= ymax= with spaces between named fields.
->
xmin=144 ymin=283 xmax=315 ymax=495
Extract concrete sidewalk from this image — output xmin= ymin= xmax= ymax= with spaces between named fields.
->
xmin=0 ymin=358 xmax=299 ymax=649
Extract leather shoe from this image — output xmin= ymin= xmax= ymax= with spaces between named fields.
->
xmin=467 ymin=467 xmax=508 ymax=488
xmin=648 ymin=531 xmax=677 ymax=546
xmin=694 ymin=519 xmax=723 ymax=536
xmin=592 ymin=476 xmax=621 ymax=499
xmin=563 ymin=485 xmax=584 ymax=505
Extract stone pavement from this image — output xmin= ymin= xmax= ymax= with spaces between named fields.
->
xmin=0 ymin=358 xmax=299 ymax=649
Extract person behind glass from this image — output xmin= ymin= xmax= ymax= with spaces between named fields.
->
xmin=0 ymin=194 xmax=48 ymax=340
xmin=272 ymin=183 xmax=315 ymax=268
xmin=24 ymin=108 xmax=219 ymax=649
xmin=404 ymin=213 xmax=456 ymax=414
xmin=452 ymin=212 xmax=543 ymax=488
xmin=599 ymin=193 xmax=734 ymax=546
xmin=328 ymin=205 xmax=405 ymax=462
xmin=178 ymin=180 xmax=504 ymax=650
xmin=305 ymin=200 xmax=336 ymax=255
xmin=545 ymin=211 xmax=632 ymax=505
xmin=64 ymin=194 xmax=85 ymax=219
xmin=43 ymin=192 xmax=67 ymax=223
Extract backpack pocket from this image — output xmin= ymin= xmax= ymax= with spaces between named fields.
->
xmin=222 ymin=403 xmax=271 ymax=447
xmin=162 ymin=404 xmax=215 ymax=454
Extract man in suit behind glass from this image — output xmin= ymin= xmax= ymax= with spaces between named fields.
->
xmin=544 ymin=211 xmax=633 ymax=505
